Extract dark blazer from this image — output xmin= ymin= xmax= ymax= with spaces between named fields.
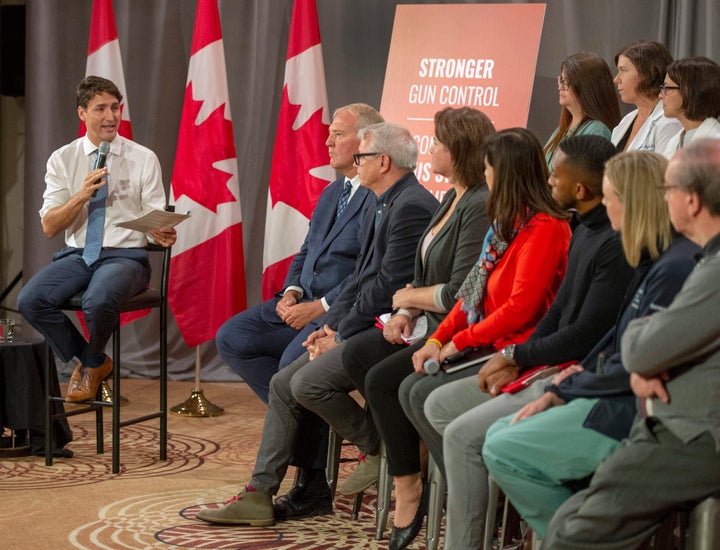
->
xmin=549 ymin=236 xmax=699 ymax=440
xmin=412 ymin=184 xmax=490 ymax=333
xmin=261 ymin=177 xmax=373 ymax=322
xmin=321 ymin=172 xmax=439 ymax=339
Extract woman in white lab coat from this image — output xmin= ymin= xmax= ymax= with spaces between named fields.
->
xmin=611 ymin=40 xmax=681 ymax=152
xmin=660 ymin=56 xmax=720 ymax=159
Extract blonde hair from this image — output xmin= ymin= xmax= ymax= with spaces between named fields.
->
xmin=604 ymin=151 xmax=672 ymax=266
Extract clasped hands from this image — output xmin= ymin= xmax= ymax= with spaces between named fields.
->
xmin=276 ymin=291 xmax=324 ymax=330
xmin=303 ymin=324 xmax=339 ymax=360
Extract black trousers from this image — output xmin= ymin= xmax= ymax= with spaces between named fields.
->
xmin=342 ymin=327 xmax=423 ymax=476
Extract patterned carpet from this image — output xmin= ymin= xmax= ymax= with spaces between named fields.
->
xmin=0 ymin=380 xmax=433 ymax=549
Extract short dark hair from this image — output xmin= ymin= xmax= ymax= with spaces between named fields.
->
xmin=434 ymin=107 xmax=496 ymax=188
xmin=76 ymin=76 xmax=122 ymax=109
xmin=666 ymin=57 xmax=720 ymax=121
xmin=615 ymin=40 xmax=673 ymax=98
xmin=558 ymin=135 xmax=618 ymax=197
xmin=485 ymin=128 xmax=569 ymax=241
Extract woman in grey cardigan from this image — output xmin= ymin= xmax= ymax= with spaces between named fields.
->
xmin=341 ymin=106 xmax=495 ymax=550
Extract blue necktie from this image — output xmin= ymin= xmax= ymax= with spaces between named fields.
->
xmin=83 ymin=150 xmax=107 ymax=266
xmin=336 ymin=180 xmax=352 ymax=218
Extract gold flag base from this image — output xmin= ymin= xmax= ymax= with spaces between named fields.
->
xmin=170 ymin=389 xmax=224 ymax=417
xmin=100 ymin=381 xmax=129 ymax=406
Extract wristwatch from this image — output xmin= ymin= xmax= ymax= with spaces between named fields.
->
xmin=334 ymin=333 xmax=344 ymax=344
xmin=501 ymin=344 xmax=516 ymax=361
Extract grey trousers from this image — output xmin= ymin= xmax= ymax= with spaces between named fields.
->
xmin=249 ymin=349 xmax=338 ymax=495
xmin=291 ymin=343 xmax=381 ymax=458
xmin=426 ymin=376 xmax=546 ymax=550
xmin=543 ymin=418 xmax=720 ymax=550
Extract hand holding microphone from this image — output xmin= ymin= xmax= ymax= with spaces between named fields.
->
xmin=423 ymin=358 xmax=441 ymax=375
xmin=91 ymin=141 xmax=111 ymax=197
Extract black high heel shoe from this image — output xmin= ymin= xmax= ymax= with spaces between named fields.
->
xmin=388 ymin=480 xmax=428 ymax=550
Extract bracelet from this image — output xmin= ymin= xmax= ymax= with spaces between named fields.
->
xmin=426 ymin=338 xmax=443 ymax=349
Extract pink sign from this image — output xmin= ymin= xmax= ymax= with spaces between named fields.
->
xmin=381 ymin=3 xmax=546 ymax=199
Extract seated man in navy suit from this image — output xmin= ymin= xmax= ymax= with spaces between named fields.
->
xmin=196 ymin=123 xmax=439 ymax=526
xmin=215 ymin=104 xmax=384 ymax=403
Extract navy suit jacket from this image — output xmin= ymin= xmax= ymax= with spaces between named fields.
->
xmin=261 ymin=177 xmax=373 ymax=323
xmin=321 ymin=172 xmax=439 ymax=339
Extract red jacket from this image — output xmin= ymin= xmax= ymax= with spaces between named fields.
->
xmin=430 ymin=212 xmax=571 ymax=351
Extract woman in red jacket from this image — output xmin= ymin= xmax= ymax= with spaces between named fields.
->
xmin=354 ymin=127 xmax=571 ymax=550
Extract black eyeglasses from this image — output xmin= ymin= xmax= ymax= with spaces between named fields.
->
xmin=557 ymin=76 xmax=570 ymax=91
xmin=659 ymin=84 xmax=680 ymax=94
xmin=353 ymin=152 xmax=381 ymax=165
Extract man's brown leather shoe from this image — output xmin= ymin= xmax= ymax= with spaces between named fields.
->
xmin=66 ymin=356 xmax=113 ymax=402
xmin=67 ymin=363 xmax=83 ymax=394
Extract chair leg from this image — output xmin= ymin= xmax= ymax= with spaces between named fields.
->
xmin=484 ymin=475 xmax=500 ymax=550
xmin=351 ymin=490 xmax=364 ymax=521
xmin=326 ymin=429 xmax=343 ymax=498
xmin=44 ymin=342 xmax=54 ymax=467
xmin=112 ymin=325 xmax=121 ymax=474
xmin=159 ymin=301 xmax=168 ymax=461
xmin=688 ymin=496 xmax=720 ymax=550
xmin=426 ymin=457 xmax=446 ymax=550
xmin=375 ymin=442 xmax=392 ymax=540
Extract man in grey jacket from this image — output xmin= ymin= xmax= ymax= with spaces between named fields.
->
xmin=544 ymin=138 xmax=720 ymax=549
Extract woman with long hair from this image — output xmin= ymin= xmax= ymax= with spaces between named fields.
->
xmin=544 ymin=51 xmax=621 ymax=167
xmin=483 ymin=151 xmax=699 ymax=540
xmin=612 ymin=40 xmax=682 ymax=152
xmin=660 ymin=56 xmax=720 ymax=158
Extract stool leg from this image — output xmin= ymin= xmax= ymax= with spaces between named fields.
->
xmin=326 ymin=429 xmax=342 ymax=497
xmin=426 ymin=457 xmax=446 ymax=550
xmin=375 ymin=442 xmax=392 ymax=540
xmin=484 ymin=475 xmax=500 ymax=550
xmin=44 ymin=342 xmax=54 ymax=467
xmin=159 ymin=298 xmax=168 ymax=461
xmin=688 ymin=496 xmax=720 ymax=550
xmin=112 ymin=326 xmax=120 ymax=474
xmin=351 ymin=490 xmax=363 ymax=521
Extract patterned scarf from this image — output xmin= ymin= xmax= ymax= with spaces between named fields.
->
xmin=456 ymin=224 xmax=514 ymax=324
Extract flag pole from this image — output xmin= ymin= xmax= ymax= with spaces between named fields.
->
xmin=170 ymin=346 xmax=224 ymax=417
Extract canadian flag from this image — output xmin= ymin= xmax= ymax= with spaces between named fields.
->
xmin=168 ymin=0 xmax=247 ymax=347
xmin=79 ymin=0 xmax=132 ymax=139
xmin=261 ymin=0 xmax=334 ymax=299
xmin=79 ymin=0 xmax=147 ymax=328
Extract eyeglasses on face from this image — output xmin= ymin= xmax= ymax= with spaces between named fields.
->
xmin=353 ymin=152 xmax=381 ymax=165
xmin=557 ymin=76 xmax=570 ymax=91
xmin=659 ymin=84 xmax=680 ymax=95
xmin=656 ymin=183 xmax=681 ymax=194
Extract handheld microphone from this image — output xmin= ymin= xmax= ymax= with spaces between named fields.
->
xmin=91 ymin=141 xmax=111 ymax=197
xmin=423 ymin=358 xmax=440 ymax=375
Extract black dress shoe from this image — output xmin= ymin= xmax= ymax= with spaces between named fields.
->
xmin=273 ymin=485 xmax=333 ymax=521
xmin=389 ymin=481 xmax=429 ymax=550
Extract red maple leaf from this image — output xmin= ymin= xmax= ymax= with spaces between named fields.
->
xmin=172 ymin=82 xmax=238 ymax=213
xmin=267 ymin=87 xmax=330 ymax=219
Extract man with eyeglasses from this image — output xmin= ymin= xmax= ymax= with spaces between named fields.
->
xmin=195 ymin=122 xmax=438 ymax=526
xmin=544 ymin=138 xmax=720 ymax=549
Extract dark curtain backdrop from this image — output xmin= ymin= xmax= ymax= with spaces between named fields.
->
xmin=23 ymin=0 xmax=720 ymax=381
